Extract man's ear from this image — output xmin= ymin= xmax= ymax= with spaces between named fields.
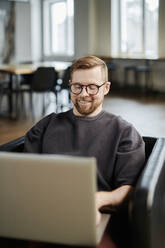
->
xmin=104 ymin=82 xmax=111 ymax=95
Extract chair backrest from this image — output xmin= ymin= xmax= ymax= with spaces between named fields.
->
xmin=31 ymin=67 xmax=58 ymax=92
xmin=61 ymin=66 xmax=71 ymax=90
xmin=0 ymin=135 xmax=157 ymax=162
xmin=143 ymin=136 xmax=157 ymax=161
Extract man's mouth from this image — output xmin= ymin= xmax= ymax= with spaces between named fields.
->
xmin=78 ymin=100 xmax=92 ymax=105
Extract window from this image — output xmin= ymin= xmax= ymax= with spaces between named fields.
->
xmin=111 ymin=0 xmax=159 ymax=58
xmin=43 ymin=0 xmax=74 ymax=57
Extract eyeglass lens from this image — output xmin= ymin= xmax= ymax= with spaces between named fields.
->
xmin=71 ymin=84 xmax=98 ymax=95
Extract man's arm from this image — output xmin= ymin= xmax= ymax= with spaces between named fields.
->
xmin=24 ymin=113 xmax=54 ymax=153
xmin=95 ymin=185 xmax=133 ymax=225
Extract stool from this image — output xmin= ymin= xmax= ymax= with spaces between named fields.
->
xmin=106 ymin=63 xmax=118 ymax=89
xmin=124 ymin=65 xmax=152 ymax=92
xmin=106 ymin=63 xmax=119 ymax=91
xmin=135 ymin=65 xmax=152 ymax=92
xmin=124 ymin=65 xmax=137 ymax=88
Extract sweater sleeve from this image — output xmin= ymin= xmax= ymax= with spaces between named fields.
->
xmin=24 ymin=113 xmax=54 ymax=153
xmin=113 ymin=125 xmax=145 ymax=188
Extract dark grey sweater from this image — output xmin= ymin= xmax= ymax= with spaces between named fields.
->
xmin=24 ymin=109 xmax=145 ymax=191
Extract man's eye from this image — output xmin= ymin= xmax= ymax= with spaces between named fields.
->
xmin=88 ymin=85 xmax=97 ymax=90
xmin=75 ymin=84 xmax=82 ymax=89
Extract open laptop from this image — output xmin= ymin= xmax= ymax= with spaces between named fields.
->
xmin=0 ymin=152 xmax=110 ymax=246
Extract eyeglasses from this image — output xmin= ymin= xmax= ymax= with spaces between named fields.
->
xmin=69 ymin=82 xmax=107 ymax=95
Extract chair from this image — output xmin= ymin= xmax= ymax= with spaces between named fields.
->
xmin=0 ymin=135 xmax=157 ymax=164
xmin=57 ymin=66 xmax=72 ymax=111
xmin=15 ymin=73 xmax=34 ymax=119
xmin=0 ymin=136 xmax=24 ymax=152
xmin=135 ymin=65 xmax=152 ymax=92
xmin=16 ymin=67 xmax=58 ymax=120
xmin=0 ymin=135 xmax=164 ymax=248
xmin=106 ymin=63 xmax=118 ymax=90
xmin=28 ymin=67 xmax=58 ymax=120
xmin=130 ymin=137 xmax=165 ymax=248
xmin=124 ymin=64 xmax=152 ymax=93
xmin=107 ymin=136 xmax=157 ymax=248
xmin=19 ymin=61 xmax=34 ymax=87
xmin=124 ymin=65 xmax=136 ymax=88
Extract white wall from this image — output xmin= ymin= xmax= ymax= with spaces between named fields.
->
xmin=74 ymin=0 xmax=111 ymax=58
xmin=0 ymin=1 xmax=11 ymax=63
xmin=88 ymin=0 xmax=97 ymax=55
xmin=14 ymin=2 xmax=32 ymax=63
xmin=30 ymin=0 xmax=42 ymax=62
xmin=94 ymin=0 xmax=111 ymax=56
xmin=14 ymin=0 xmax=42 ymax=63
xmin=158 ymin=0 xmax=165 ymax=58
xmin=74 ymin=0 xmax=90 ymax=59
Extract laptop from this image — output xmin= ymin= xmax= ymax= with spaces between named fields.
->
xmin=0 ymin=152 xmax=110 ymax=246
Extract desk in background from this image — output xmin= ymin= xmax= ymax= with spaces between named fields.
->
xmin=0 ymin=61 xmax=72 ymax=119
xmin=0 ymin=61 xmax=72 ymax=75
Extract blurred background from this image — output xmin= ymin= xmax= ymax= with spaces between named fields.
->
xmin=0 ymin=0 xmax=165 ymax=144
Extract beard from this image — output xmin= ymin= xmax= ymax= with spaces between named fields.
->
xmin=73 ymin=96 xmax=103 ymax=116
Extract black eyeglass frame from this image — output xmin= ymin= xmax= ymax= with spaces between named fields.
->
xmin=69 ymin=81 xmax=107 ymax=95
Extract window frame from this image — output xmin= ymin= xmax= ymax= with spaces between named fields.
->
xmin=111 ymin=0 xmax=159 ymax=58
xmin=43 ymin=0 xmax=74 ymax=59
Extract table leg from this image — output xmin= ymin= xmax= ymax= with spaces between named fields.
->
xmin=9 ymin=74 xmax=21 ymax=120
xmin=8 ymin=73 xmax=13 ymax=118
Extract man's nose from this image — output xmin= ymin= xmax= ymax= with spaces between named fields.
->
xmin=80 ymin=86 xmax=89 ymax=96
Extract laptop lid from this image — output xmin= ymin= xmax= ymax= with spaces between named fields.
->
xmin=0 ymin=152 xmax=107 ymax=246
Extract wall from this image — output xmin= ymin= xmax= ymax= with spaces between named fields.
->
xmin=94 ymin=0 xmax=111 ymax=56
xmin=14 ymin=0 xmax=42 ymax=63
xmin=88 ymin=0 xmax=97 ymax=55
xmin=30 ymin=0 xmax=42 ymax=62
xmin=14 ymin=2 xmax=32 ymax=63
xmin=0 ymin=1 xmax=14 ymax=63
xmin=158 ymin=0 xmax=165 ymax=58
xmin=74 ymin=0 xmax=111 ymax=58
xmin=74 ymin=0 xmax=90 ymax=59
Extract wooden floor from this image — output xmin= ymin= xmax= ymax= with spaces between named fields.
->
xmin=103 ymin=91 xmax=165 ymax=138
xmin=0 ymin=90 xmax=165 ymax=145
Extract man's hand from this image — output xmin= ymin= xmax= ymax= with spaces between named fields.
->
xmin=96 ymin=208 xmax=102 ymax=226
xmin=95 ymin=185 xmax=133 ymax=225
xmin=95 ymin=191 xmax=103 ymax=226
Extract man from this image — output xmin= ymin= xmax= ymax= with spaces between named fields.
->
xmin=24 ymin=55 xmax=145 ymax=226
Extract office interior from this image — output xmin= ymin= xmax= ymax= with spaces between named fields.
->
xmin=0 ymin=0 xmax=165 ymax=143
xmin=0 ymin=1 xmax=165 ymax=248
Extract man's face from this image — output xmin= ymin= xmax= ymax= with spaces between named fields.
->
xmin=70 ymin=66 xmax=110 ymax=117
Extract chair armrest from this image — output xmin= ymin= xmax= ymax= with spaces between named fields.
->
xmin=0 ymin=136 xmax=25 ymax=152
xmin=129 ymin=138 xmax=165 ymax=248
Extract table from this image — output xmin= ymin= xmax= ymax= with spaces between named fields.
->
xmin=0 ymin=61 xmax=72 ymax=119
xmin=0 ymin=61 xmax=72 ymax=75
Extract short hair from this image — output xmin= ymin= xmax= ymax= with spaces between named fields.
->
xmin=70 ymin=55 xmax=108 ymax=81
